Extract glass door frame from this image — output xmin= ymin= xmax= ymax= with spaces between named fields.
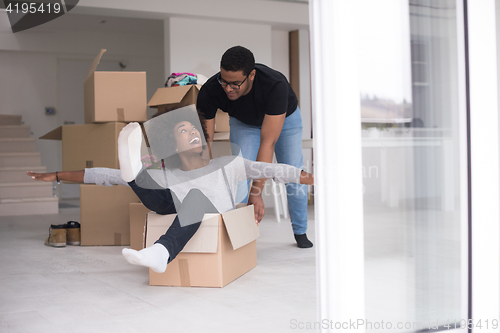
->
xmin=466 ymin=0 xmax=500 ymax=329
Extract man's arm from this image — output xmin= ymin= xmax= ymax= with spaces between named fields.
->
xmin=248 ymin=113 xmax=286 ymax=223
xmin=196 ymin=83 xmax=218 ymax=144
xmin=204 ymin=117 xmax=215 ymax=159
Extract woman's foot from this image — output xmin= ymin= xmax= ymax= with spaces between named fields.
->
xmin=122 ymin=244 xmax=169 ymax=273
xmin=118 ymin=122 xmax=143 ymax=182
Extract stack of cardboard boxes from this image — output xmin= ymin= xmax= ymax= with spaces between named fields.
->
xmin=41 ymin=49 xmax=147 ymax=246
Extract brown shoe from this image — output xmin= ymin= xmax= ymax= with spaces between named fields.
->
xmin=66 ymin=221 xmax=81 ymax=246
xmin=44 ymin=224 xmax=67 ymax=247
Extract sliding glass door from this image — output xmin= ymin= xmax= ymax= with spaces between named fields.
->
xmin=311 ymin=0 xmax=500 ymax=331
xmin=360 ymin=1 xmax=468 ymax=331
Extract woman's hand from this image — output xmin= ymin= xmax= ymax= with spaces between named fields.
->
xmin=300 ymin=170 xmax=314 ymax=185
xmin=26 ymin=171 xmax=57 ymax=182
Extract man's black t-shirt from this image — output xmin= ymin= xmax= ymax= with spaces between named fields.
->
xmin=197 ymin=63 xmax=298 ymax=127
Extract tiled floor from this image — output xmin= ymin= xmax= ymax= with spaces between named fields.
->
xmin=0 ymin=203 xmax=317 ymax=333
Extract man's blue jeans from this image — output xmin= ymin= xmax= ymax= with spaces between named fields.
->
xmin=229 ymin=107 xmax=308 ymax=235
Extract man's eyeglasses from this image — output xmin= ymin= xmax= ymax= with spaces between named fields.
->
xmin=217 ymin=73 xmax=248 ymax=90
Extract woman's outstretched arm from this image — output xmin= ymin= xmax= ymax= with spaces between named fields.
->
xmin=27 ymin=170 xmax=85 ymax=183
xmin=27 ymin=168 xmax=128 ymax=187
xmin=242 ymin=158 xmax=314 ymax=185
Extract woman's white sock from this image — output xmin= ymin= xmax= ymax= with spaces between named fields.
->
xmin=118 ymin=122 xmax=143 ymax=182
xmin=122 ymin=244 xmax=169 ymax=273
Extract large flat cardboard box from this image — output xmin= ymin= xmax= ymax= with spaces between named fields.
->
xmin=40 ymin=122 xmax=126 ymax=170
xmin=80 ymin=185 xmax=140 ymax=246
xmin=84 ymin=49 xmax=147 ymax=124
xmin=148 ymin=85 xmax=201 ymax=115
xmin=145 ymin=205 xmax=259 ymax=287
xmin=129 ymin=202 xmax=151 ymax=251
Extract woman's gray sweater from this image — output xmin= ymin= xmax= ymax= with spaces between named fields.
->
xmin=84 ymin=156 xmax=302 ymax=213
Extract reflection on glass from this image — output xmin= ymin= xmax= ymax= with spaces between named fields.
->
xmin=360 ymin=0 xmax=465 ymax=331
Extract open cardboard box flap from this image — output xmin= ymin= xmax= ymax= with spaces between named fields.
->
xmin=39 ymin=126 xmax=62 ymax=140
xmin=222 ymin=205 xmax=260 ymax=250
xmin=144 ymin=204 xmax=259 ymax=253
xmin=147 ymin=85 xmax=202 ymax=107
xmin=86 ymin=49 xmax=107 ymax=81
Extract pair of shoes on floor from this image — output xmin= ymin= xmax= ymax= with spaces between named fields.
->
xmin=294 ymin=233 xmax=313 ymax=248
xmin=44 ymin=221 xmax=81 ymax=247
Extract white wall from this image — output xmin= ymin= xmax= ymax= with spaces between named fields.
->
xmin=299 ymin=29 xmax=312 ymax=141
xmin=298 ymin=29 xmax=313 ymax=180
xmin=272 ymin=29 xmax=290 ymax=80
xmin=0 ymin=51 xmax=60 ymax=181
xmin=168 ymin=17 xmax=272 ymax=77
xmin=271 ymin=28 xmax=312 ymax=142
xmin=0 ymin=16 xmax=163 ymax=57
xmin=272 ymin=28 xmax=313 ymax=173
xmin=497 ymin=0 xmax=500 ymax=138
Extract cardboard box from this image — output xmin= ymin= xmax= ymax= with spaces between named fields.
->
xmin=211 ymin=110 xmax=230 ymax=158
xmin=214 ymin=109 xmax=230 ymax=132
xmin=84 ymin=49 xmax=147 ymax=124
xmin=148 ymin=85 xmax=201 ymax=114
xmin=80 ymin=184 xmax=140 ymax=246
xmin=129 ymin=202 xmax=151 ymax=251
xmin=40 ymin=122 xmax=126 ymax=170
xmin=210 ymin=140 xmax=232 ymax=159
xmin=145 ymin=205 xmax=259 ymax=287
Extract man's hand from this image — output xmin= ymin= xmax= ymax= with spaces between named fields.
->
xmin=248 ymin=193 xmax=265 ymax=225
xmin=27 ymin=171 xmax=56 ymax=182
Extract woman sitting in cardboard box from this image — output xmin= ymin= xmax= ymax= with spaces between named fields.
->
xmin=28 ymin=105 xmax=314 ymax=273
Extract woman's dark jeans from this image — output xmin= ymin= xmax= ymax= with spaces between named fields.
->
xmin=128 ymin=173 xmax=218 ymax=263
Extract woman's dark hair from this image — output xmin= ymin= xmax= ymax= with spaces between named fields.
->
xmin=220 ymin=46 xmax=255 ymax=76
xmin=146 ymin=105 xmax=208 ymax=170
